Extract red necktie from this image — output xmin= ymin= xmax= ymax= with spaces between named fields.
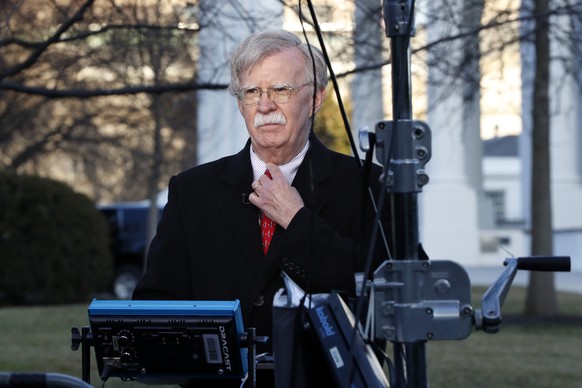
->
xmin=261 ymin=170 xmax=276 ymax=255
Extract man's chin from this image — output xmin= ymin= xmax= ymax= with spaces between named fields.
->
xmin=253 ymin=133 xmax=286 ymax=148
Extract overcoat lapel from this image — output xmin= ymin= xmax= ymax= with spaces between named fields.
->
xmin=218 ymin=141 xmax=264 ymax=274
xmin=289 ymin=136 xmax=333 ymax=213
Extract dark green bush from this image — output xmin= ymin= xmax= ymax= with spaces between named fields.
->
xmin=0 ymin=170 xmax=113 ymax=305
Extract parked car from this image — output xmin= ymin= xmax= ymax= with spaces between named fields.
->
xmin=97 ymin=201 xmax=162 ymax=299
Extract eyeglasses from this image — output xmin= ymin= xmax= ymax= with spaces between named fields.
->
xmin=236 ymin=83 xmax=309 ymax=105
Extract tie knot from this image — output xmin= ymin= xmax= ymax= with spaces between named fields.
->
xmin=264 ymin=169 xmax=272 ymax=179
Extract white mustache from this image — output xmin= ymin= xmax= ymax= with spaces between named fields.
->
xmin=254 ymin=112 xmax=287 ymax=128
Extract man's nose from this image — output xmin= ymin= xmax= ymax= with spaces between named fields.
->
xmin=257 ymin=91 xmax=277 ymax=111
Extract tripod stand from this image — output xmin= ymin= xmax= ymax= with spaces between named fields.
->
xmin=357 ymin=2 xmax=573 ymax=387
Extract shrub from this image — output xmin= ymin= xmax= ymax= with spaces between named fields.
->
xmin=0 ymin=170 xmax=113 ymax=305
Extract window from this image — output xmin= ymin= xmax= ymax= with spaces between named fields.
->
xmin=485 ymin=190 xmax=505 ymax=223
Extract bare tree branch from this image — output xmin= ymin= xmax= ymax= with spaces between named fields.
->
xmin=0 ymin=80 xmax=227 ymax=98
xmin=0 ymin=0 xmax=95 ymax=80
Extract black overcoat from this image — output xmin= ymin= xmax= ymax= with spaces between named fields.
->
xmin=133 ymin=134 xmax=390 ymax=356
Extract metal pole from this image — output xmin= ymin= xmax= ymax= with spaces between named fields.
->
xmin=383 ymin=1 xmax=428 ymax=386
xmin=81 ymin=327 xmax=92 ymax=383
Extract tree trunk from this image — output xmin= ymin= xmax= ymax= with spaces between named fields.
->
xmin=524 ymin=0 xmax=557 ymax=317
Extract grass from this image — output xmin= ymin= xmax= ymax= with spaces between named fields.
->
xmin=0 ymin=303 xmax=169 ymax=388
xmin=426 ymin=286 xmax=582 ymax=388
xmin=426 ymin=324 xmax=582 ymax=387
xmin=0 ymin=287 xmax=581 ymax=387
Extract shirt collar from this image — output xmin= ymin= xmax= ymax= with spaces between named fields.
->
xmin=250 ymin=140 xmax=310 ymax=184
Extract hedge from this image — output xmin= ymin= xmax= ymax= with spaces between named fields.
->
xmin=0 ymin=170 xmax=113 ymax=305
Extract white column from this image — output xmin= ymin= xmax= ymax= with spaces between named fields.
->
xmin=420 ymin=0 xmax=481 ymax=265
xmin=196 ymin=0 xmax=283 ymax=165
xmin=548 ymin=14 xmax=582 ymax=272
xmin=549 ymin=24 xmax=582 ymax=231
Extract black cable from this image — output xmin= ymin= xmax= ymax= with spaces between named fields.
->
xmin=286 ymin=6 xmax=317 ymax=388
xmin=100 ymin=363 xmax=114 ymax=388
xmin=303 ymin=0 xmax=391 ymax=255
xmin=300 ymin=1 xmax=394 ymax=386
xmin=304 ymin=2 xmax=360 ymax=167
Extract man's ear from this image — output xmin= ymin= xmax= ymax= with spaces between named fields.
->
xmin=237 ymin=98 xmax=244 ymax=114
xmin=310 ymin=87 xmax=326 ymax=116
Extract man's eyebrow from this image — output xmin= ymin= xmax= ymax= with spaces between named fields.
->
xmin=270 ymin=82 xmax=292 ymax=87
xmin=240 ymin=83 xmax=293 ymax=89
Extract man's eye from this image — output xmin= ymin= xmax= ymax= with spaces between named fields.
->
xmin=272 ymin=87 xmax=288 ymax=93
xmin=244 ymin=88 xmax=260 ymax=96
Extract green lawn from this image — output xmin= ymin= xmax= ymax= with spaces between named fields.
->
xmin=0 ymin=287 xmax=581 ymax=387
xmin=429 ymin=286 xmax=582 ymax=387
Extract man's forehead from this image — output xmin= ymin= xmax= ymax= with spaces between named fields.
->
xmin=240 ymin=48 xmax=304 ymax=83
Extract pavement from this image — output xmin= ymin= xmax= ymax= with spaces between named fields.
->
xmin=464 ymin=265 xmax=582 ymax=294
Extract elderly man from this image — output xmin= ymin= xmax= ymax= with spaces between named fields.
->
xmin=133 ymin=30 xmax=390 ymax=386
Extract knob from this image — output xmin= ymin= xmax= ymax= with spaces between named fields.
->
xmin=120 ymin=347 xmax=135 ymax=363
xmin=116 ymin=330 xmax=134 ymax=347
xmin=71 ymin=327 xmax=81 ymax=351
xmin=359 ymin=126 xmax=376 ymax=153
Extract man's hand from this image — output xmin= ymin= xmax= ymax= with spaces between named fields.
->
xmin=249 ymin=162 xmax=304 ymax=229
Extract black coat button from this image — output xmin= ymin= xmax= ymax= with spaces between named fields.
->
xmin=254 ymin=295 xmax=265 ymax=307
